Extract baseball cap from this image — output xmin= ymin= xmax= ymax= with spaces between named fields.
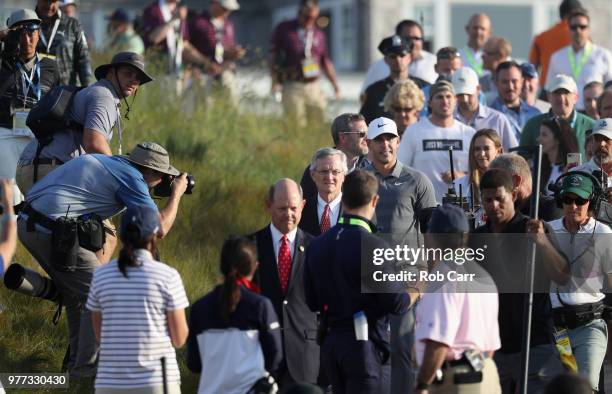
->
xmin=559 ymin=173 xmax=594 ymax=200
xmin=520 ymin=63 xmax=538 ymax=79
xmin=216 ymin=0 xmax=240 ymax=11
xmin=427 ymin=204 xmax=470 ymax=234
xmin=430 ymin=80 xmax=455 ymax=99
xmin=367 ymin=117 xmax=398 ymax=140
xmin=546 ymin=74 xmax=578 ymax=94
xmin=107 ymin=8 xmax=130 ymax=23
xmin=120 ymin=206 xmax=160 ymax=240
xmin=592 ymin=118 xmax=612 ymax=139
xmin=378 ymin=35 xmax=411 ymax=56
xmin=60 ymin=0 xmax=76 ymax=7
xmin=451 ymin=67 xmax=479 ymax=95
xmin=6 ymin=9 xmax=41 ymax=28
xmin=123 ymin=141 xmax=180 ymax=176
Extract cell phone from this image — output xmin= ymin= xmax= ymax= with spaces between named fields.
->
xmin=567 ymin=153 xmax=582 ymax=169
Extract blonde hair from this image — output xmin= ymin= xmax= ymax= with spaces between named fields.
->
xmin=467 ymin=129 xmax=503 ymax=204
xmin=383 ymin=79 xmax=425 ymax=113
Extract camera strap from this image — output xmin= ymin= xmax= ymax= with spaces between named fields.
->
xmin=39 ymin=17 xmax=60 ymax=54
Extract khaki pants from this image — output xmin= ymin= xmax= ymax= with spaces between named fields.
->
xmin=431 ymin=358 xmax=501 ymax=394
xmin=282 ymin=80 xmax=326 ymax=127
xmin=16 ymin=162 xmax=61 ymax=196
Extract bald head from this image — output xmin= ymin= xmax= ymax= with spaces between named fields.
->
xmin=267 ymin=178 xmax=305 ymax=234
xmin=466 ymin=13 xmax=491 ymax=50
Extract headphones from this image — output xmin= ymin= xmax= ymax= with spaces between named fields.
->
xmin=550 ymin=171 xmax=603 ymax=209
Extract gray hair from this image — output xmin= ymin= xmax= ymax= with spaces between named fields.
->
xmin=331 ymin=113 xmax=366 ymax=145
xmin=309 ymin=147 xmax=349 ymax=173
xmin=489 ymin=153 xmax=531 ymax=181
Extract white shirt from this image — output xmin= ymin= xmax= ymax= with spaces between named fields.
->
xmin=317 ymin=193 xmax=342 ymax=226
xmin=270 ymin=223 xmax=297 ymax=264
xmin=547 ymin=217 xmax=612 ymax=307
xmin=360 ymin=51 xmax=438 ymax=93
xmin=546 ymin=43 xmax=612 ymax=110
xmin=398 ymin=117 xmax=476 ymax=202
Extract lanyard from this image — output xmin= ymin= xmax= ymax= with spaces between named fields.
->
xmin=39 ymin=16 xmax=61 ymax=53
xmin=338 ymin=217 xmax=372 ymax=233
xmin=301 ymin=28 xmax=314 ymax=58
xmin=115 ymin=103 xmax=123 ymax=155
xmin=17 ymin=57 xmax=41 ymax=107
xmin=463 ymin=46 xmax=483 ymax=77
xmin=567 ymin=42 xmax=592 ymax=80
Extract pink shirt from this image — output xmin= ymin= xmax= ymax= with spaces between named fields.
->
xmin=415 ymin=264 xmax=500 ymax=364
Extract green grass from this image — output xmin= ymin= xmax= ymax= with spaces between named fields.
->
xmin=0 ymin=67 xmax=331 ymax=393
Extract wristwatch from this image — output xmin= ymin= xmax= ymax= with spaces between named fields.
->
xmin=416 ymin=381 xmax=430 ymax=390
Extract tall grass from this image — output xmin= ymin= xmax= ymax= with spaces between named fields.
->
xmin=0 ymin=70 xmax=331 ymax=392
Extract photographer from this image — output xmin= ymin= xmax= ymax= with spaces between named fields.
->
xmin=17 ymin=141 xmax=188 ymax=380
xmin=0 ymin=9 xmax=59 ymax=189
xmin=574 ymin=119 xmax=612 ymax=190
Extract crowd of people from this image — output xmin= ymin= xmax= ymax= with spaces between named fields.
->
xmin=1 ymin=0 xmax=612 ymax=393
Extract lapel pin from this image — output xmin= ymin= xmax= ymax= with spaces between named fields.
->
xmin=299 ymin=245 xmax=305 ymax=252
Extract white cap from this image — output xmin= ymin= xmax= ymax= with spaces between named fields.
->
xmin=6 ymin=9 xmax=41 ymax=28
xmin=217 ymin=0 xmax=240 ymax=11
xmin=546 ymin=74 xmax=578 ymax=94
xmin=451 ymin=67 xmax=479 ymax=95
xmin=367 ymin=117 xmax=398 ymax=140
xmin=592 ymin=118 xmax=612 ymax=139
xmin=60 ymin=0 xmax=76 ymax=6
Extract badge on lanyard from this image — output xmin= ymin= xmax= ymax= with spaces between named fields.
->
xmin=300 ymin=28 xmax=320 ymax=79
xmin=12 ymin=110 xmax=33 ymax=137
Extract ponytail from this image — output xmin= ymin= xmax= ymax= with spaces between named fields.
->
xmin=117 ymin=224 xmax=157 ymax=278
xmin=218 ymin=236 xmax=258 ymax=323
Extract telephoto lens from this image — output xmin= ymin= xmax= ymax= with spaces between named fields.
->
xmin=3 ymin=263 xmax=61 ymax=303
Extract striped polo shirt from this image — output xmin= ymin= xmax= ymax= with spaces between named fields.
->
xmin=86 ymin=250 xmax=189 ymax=389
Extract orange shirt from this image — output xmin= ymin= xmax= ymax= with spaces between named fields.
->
xmin=529 ymin=21 xmax=572 ymax=86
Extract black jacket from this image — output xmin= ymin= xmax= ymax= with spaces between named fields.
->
xmin=360 ymin=76 xmax=429 ymax=124
xmin=36 ymin=9 xmax=93 ymax=86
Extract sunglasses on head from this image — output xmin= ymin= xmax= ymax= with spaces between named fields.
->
xmin=561 ymin=195 xmax=589 ymax=206
xmin=570 ymin=24 xmax=588 ymax=31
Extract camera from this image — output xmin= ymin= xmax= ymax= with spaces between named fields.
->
xmin=0 ymin=28 xmax=20 ymax=62
xmin=153 ymin=173 xmax=195 ymax=197
xmin=4 ymin=263 xmax=61 ymax=303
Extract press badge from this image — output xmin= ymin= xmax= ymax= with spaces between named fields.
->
xmin=301 ymin=57 xmax=320 ymax=79
xmin=38 ymin=53 xmax=57 ymax=60
xmin=553 ymin=328 xmax=578 ymax=372
xmin=12 ymin=110 xmax=32 ymax=136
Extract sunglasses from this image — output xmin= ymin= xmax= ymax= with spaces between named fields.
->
xmin=392 ymin=106 xmax=415 ymax=114
xmin=18 ymin=23 xmax=40 ymax=34
xmin=561 ymin=195 xmax=589 ymax=206
xmin=570 ymin=24 xmax=589 ymax=31
xmin=341 ymin=131 xmax=367 ymax=138
xmin=409 ymin=36 xmax=423 ymax=41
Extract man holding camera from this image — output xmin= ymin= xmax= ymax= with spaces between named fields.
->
xmin=0 ymin=9 xmax=59 ymax=188
xmin=17 ymin=141 xmax=188 ymax=380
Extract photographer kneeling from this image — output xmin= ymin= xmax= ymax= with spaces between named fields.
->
xmin=527 ymin=172 xmax=612 ymax=392
xmin=17 ymin=141 xmax=188 ymax=380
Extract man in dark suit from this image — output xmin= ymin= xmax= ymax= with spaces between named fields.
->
xmin=251 ymin=178 xmax=319 ymax=390
xmin=299 ymin=148 xmax=347 ymax=237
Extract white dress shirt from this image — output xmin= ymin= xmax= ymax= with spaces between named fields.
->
xmin=269 ymin=223 xmax=297 ymax=265
xmin=317 ymin=193 xmax=342 ymax=227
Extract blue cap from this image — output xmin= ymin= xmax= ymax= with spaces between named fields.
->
xmin=107 ymin=8 xmax=130 ymax=23
xmin=520 ymin=62 xmax=538 ymax=79
xmin=120 ymin=206 xmax=160 ymax=239
xmin=427 ymin=204 xmax=469 ymax=233
xmin=378 ymin=35 xmax=412 ymax=56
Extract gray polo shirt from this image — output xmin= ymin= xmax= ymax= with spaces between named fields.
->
xmin=365 ymin=160 xmax=437 ymax=246
xmin=20 ymin=79 xmax=121 ymax=163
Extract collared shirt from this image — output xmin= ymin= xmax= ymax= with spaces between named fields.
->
xmin=529 ymin=21 xmax=572 ymax=86
xmin=397 ymin=118 xmax=476 ymax=202
xmin=189 ymin=11 xmax=237 ymax=65
xmin=360 ymin=51 xmax=438 ymax=93
xmin=479 ymin=72 xmax=498 ymax=105
xmin=317 ymin=193 xmax=342 ymax=227
xmin=490 ymin=97 xmax=541 ymax=141
xmin=269 ymin=224 xmax=297 ymax=265
xmin=453 ymin=104 xmax=519 ymax=151
xmin=365 ymin=160 xmax=437 ymax=244
xmin=547 ymin=217 xmax=612 ymax=307
xmin=269 ymin=19 xmax=329 ymax=82
xmin=547 ymin=43 xmax=612 ymax=110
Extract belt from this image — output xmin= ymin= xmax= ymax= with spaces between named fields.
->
xmin=18 ymin=158 xmax=64 ymax=167
xmin=553 ymin=302 xmax=603 ymax=329
xmin=445 ymin=351 xmax=492 ymax=368
xmin=21 ymin=204 xmax=56 ymax=230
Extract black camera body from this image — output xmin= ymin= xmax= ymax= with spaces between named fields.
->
xmin=0 ymin=29 xmax=21 ymax=63
xmin=153 ymin=173 xmax=195 ymax=197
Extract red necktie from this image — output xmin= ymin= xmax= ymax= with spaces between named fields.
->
xmin=320 ymin=204 xmax=331 ymax=233
xmin=278 ymin=235 xmax=292 ymax=294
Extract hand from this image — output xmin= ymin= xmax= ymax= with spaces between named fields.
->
xmin=206 ymin=62 xmax=222 ymax=76
xmin=440 ymin=170 xmax=465 ymax=184
xmin=0 ymin=179 xmax=14 ymax=214
xmin=225 ymin=45 xmax=246 ymax=60
xmin=333 ymin=85 xmax=341 ymax=99
xmin=526 ymin=219 xmax=545 ymax=234
xmin=171 ymin=173 xmax=188 ymax=198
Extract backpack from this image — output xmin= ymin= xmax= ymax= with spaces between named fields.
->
xmin=26 ymin=85 xmax=83 ymax=142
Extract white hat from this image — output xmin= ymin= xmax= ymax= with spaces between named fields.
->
xmin=6 ymin=9 xmax=41 ymax=28
xmin=592 ymin=118 xmax=612 ymax=139
xmin=367 ymin=117 xmax=398 ymax=140
xmin=60 ymin=0 xmax=76 ymax=6
xmin=546 ymin=74 xmax=578 ymax=94
xmin=217 ymin=0 xmax=240 ymax=11
xmin=451 ymin=67 xmax=479 ymax=95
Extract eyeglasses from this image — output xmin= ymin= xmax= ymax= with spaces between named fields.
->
xmin=392 ymin=106 xmax=415 ymax=114
xmin=561 ymin=195 xmax=589 ymax=206
xmin=341 ymin=131 xmax=367 ymax=138
xmin=409 ymin=36 xmax=423 ymax=41
xmin=315 ymin=169 xmax=344 ymax=177
xmin=570 ymin=24 xmax=589 ymax=31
